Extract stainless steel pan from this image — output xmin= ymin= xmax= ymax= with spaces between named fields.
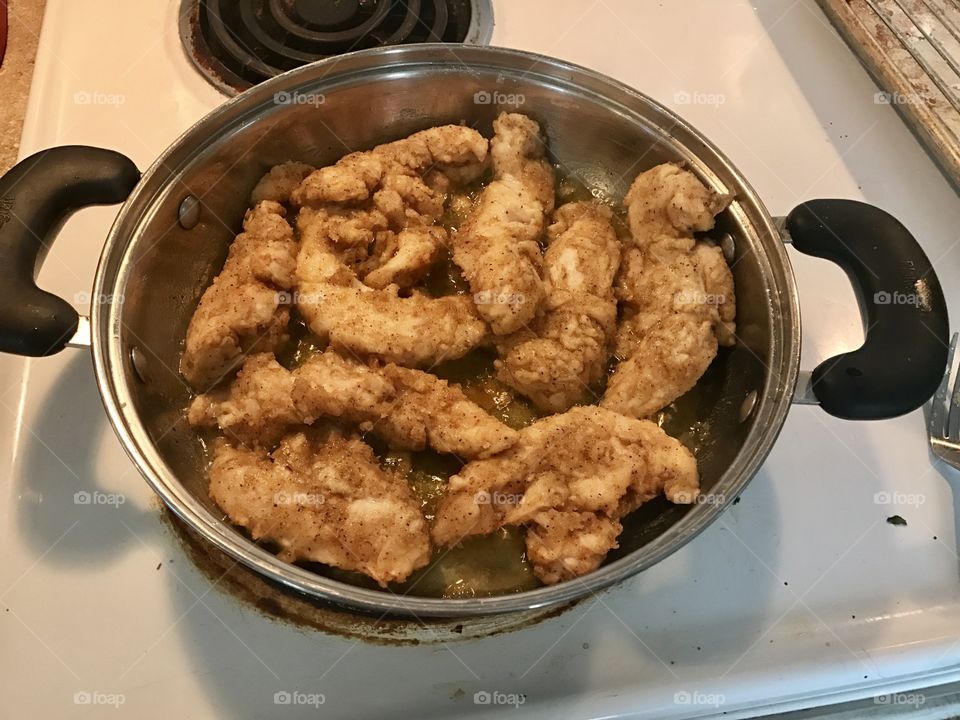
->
xmin=0 ymin=45 xmax=948 ymax=617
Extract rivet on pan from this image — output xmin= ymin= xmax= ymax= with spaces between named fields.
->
xmin=178 ymin=195 xmax=201 ymax=229
xmin=739 ymin=390 xmax=758 ymax=423
xmin=130 ymin=346 xmax=148 ymax=383
xmin=720 ymin=233 xmax=736 ymax=263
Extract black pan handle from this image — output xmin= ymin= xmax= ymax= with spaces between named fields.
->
xmin=787 ymin=199 xmax=949 ymax=420
xmin=0 ymin=146 xmax=140 ymax=356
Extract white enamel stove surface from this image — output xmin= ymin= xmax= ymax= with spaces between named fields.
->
xmin=2 ymin=1 xmax=960 ymax=718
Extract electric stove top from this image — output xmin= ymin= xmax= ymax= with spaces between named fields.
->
xmin=3 ymin=1 xmax=960 ymax=718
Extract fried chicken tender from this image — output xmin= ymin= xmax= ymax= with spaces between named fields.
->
xmin=290 ymin=126 xmax=486 ymax=287
xmin=605 ymin=248 xmax=720 ymax=418
xmin=525 ymin=511 xmax=622 ymax=585
xmin=292 ymin=125 xmax=489 ymax=208
xmin=294 ymin=352 xmax=518 ymax=459
xmin=294 ymin=181 xmax=446 ymax=290
xmin=208 ymin=431 xmax=431 ymax=586
xmin=189 ymin=351 xmax=518 ymax=459
xmin=298 ymin=282 xmax=488 ymax=367
xmin=692 ymin=241 xmax=737 ymax=345
xmin=431 ymin=406 xmax=699 ymax=584
xmin=625 ymin=162 xmax=730 ymax=247
xmin=291 ymin=127 xmax=491 ymax=364
xmin=250 ymin=161 xmax=315 ymax=205
xmin=452 ymin=114 xmax=556 ymax=335
xmin=290 ymin=126 xmax=485 ymax=268
xmin=188 ymin=353 xmax=298 ymax=448
xmin=296 ymin=204 xmax=390 ymax=252
xmin=372 ymin=172 xmax=447 ymax=227
xmin=490 ymin=112 xmax=556 ymax=214
xmin=180 ymin=201 xmax=298 ymax=389
xmin=496 ymin=202 xmax=621 ymax=411
xmin=453 ymin=176 xmax=546 ymax=335
xmin=362 ymin=225 xmax=446 ymax=289
xmin=602 ymin=164 xmax=735 ymax=419
xmin=294 ymin=204 xmax=443 ymax=290
xmin=295 ymin=209 xmax=487 ymax=366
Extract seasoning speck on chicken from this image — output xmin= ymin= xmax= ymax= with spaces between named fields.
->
xmin=208 ymin=430 xmax=431 ymax=586
xmin=180 ymin=201 xmax=298 ymax=390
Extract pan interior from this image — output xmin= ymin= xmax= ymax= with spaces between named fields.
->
xmin=95 ymin=46 xmax=798 ymax=615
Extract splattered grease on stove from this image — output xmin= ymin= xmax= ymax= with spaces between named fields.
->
xmin=181 ymin=115 xmax=736 ymax=598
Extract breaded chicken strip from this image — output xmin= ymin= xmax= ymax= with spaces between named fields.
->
xmin=625 ymin=162 xmax=729 ymax=247
xmin=371 ymin=172 xmax=446 ymax=228
xmin=298 ymin=282 xmax=488 ymax=367
xmin=292 ymin=125 xmax=489 ymax=208
xmin=250 ymin=161 xmax=315 ymax=205
xmin=294 ymin=186 xmax=445 ymax=292
xmin=362 ymin=225 xmax=446 ymax=290
xmin=692 ymin=241 xmax=737 ymax=346
xmin=290 ymin=126 xmax=487 ymax=291
xmin=180 ymin=201 xmax=297 ymax=389
xmin=453 ymin=114 xmax=556 ymax=335
xmin=296 ymin=204 xmax=390 ymax=253
xmin=524 ymin=511 xmax=622 ymax=586
xmin=490 ymin=112 xmax=556 ymax=214
xmin=296 ymin=213 xmax=487 ymax=366
xmin=606 ymin=247 xmax=719 ymax=418
xmin=293 ymin=204 xmax=443 ymax=290
xmin=452 ymin=176 xmax=546 ymax=335
xmin=602 ymin=164 xmax=735 ymax=419
xmin=188 ymin=353 xmax=297 ymax=448
xmin=189 ymin=351 xmax=518 ymax=459
xmin=431 ymin=406 xmax=699 ymax=584
xmin=208 ymin=431 xmax=431 ymax=586
xmin=291 ymin=126 xmax=484 ymax=274
xmin=290 ymin=127 xmax=491 ymax=363
xmin=294 ymin=352 xmax=518 ymax=459
xmin=496 ymin=202 xmax=621 ymax=411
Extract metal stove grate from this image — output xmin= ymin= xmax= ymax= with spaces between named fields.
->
xmin=179 ymin=0 xmax=494 ymax=96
